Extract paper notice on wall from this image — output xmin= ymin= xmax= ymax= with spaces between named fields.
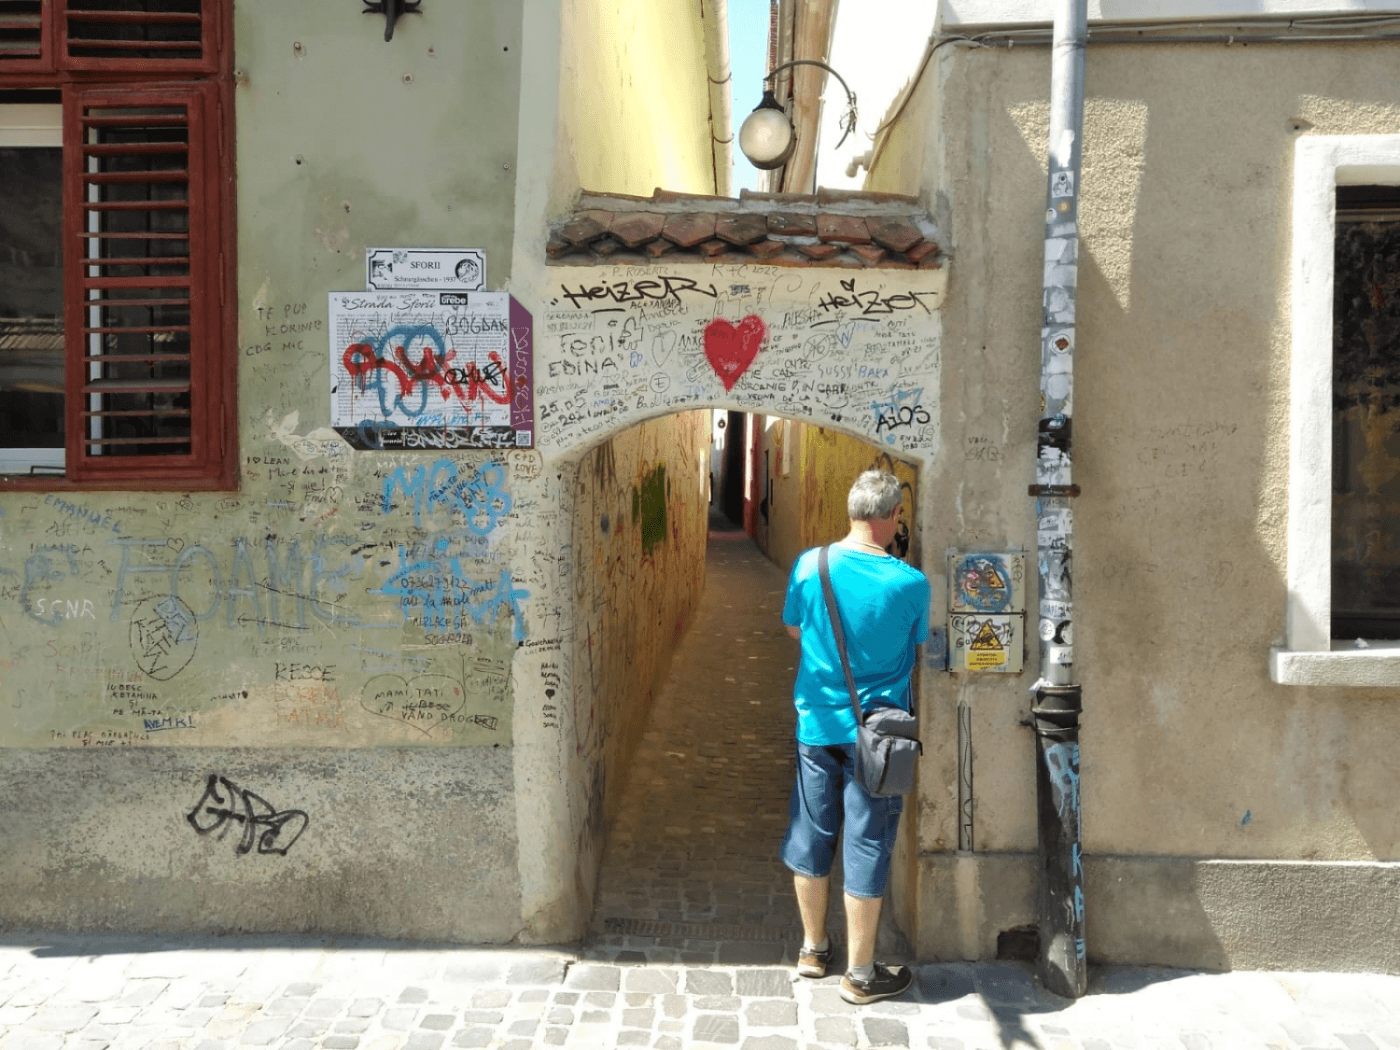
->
xmin=328 ymin=290 xmax=533 ymax=451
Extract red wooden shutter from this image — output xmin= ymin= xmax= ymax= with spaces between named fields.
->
xmin=0 ymin=0 xmax=52 ymax=72
xmin=63 ymin=78 xmax=225 ymax=485
xmin=59 ymin=0 xmax=218 ymax=75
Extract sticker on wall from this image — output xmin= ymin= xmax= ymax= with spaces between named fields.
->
xmin=949 ymin=614 xmax=1023 ymax=673
xmin=948 ymin=552 xmax=1025 ymax=614
xmin=947 ymin=551 xmax=1025 ymax=673
xmin=366 ymin=247 xmax=486 ymax=291
xmin=703 ymin=315 xmax=766 ymax=391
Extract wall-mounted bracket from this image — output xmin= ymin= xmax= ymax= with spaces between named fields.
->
xmin=363 ymin=0 xmax=422 ymax=42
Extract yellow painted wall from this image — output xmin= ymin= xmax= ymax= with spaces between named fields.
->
xmin=755 ymin=418 xmax=921 ymax=575
xmin=557 ymin=0 xmax=718 ymax=196
xmin=800 ymin=426 xmax=921 ymax=566
xmin=565 ymin=410 xmax=711 ymax=910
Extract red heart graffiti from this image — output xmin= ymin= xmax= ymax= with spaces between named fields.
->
xmin=704 ymin=315 xmax=767 ymax=391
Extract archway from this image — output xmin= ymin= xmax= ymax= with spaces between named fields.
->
xmin=557 ymin=403 xmax=922 ymax=960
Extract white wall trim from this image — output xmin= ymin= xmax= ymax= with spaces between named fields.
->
xmin=1270 ymin=135 xmax=1400 ymax=687
xmin=941 ymin=0 xmax=1400 ymax=29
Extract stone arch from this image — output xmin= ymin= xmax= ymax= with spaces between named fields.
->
xmin=516 ymin=195 xmax=948 ymax=941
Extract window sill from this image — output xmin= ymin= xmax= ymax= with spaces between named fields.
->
xmin=1269 ymin=642 xmax=1400 ymax=687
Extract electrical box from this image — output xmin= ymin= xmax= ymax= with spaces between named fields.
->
xmin=947 ymin=551 xmax=1026 ymax=673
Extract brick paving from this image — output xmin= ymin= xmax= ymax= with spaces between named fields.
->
xmin=5 ymin=531 xmax=1400 ymax=1047
xmin=588 ymin=527 xmax=808 ymax=962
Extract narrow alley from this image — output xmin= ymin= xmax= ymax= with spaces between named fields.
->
xmin=586 ymin=518 xmax=808 ymax=963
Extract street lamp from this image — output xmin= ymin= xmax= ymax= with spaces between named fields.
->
xmin=737 ymin=59 xmax=858 ymax=171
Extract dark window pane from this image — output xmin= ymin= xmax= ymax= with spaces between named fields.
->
xmin=0 ymin=140 xmax=63 ymax=470
xmin=1332 ymin=206 xmax=1400 ymax=640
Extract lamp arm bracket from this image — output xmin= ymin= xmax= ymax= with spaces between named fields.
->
xmin=764 ymin=59 xmax=858 ymax=148
xmin=765 ymin=59 xmax=857 ymax=109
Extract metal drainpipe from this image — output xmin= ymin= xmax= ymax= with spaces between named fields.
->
xmin=1029 ymin=0 xmax=1087 ymax=1000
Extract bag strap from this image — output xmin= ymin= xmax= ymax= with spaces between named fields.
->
xmin=818 ymin=545 xmax=864 ymax=727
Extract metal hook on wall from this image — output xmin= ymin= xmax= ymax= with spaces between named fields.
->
xmin=362 ymin=0 xmax=422 ymax=42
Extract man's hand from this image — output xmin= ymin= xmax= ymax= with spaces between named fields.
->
xmin=786 ymin=625 xmax=802 ymax=641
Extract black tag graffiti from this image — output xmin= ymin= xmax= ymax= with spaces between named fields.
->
xmin=185 ymin=775 xmax=309 ymax=856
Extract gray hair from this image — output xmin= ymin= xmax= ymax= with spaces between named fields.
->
xmin=847 ymin=470 xmax=903 ymax=521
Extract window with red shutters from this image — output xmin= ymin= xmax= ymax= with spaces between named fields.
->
xmin=0 ymin=0 xmax=232 ymax=490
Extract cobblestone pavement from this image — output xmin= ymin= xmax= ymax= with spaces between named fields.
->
xmin=2 ymin=935 xmax=1400 ymax=1049
xmin=5 ymin=531 xmax=1400 ymax=1047
xmin=589 ymin=525 xmax=807 ymax=958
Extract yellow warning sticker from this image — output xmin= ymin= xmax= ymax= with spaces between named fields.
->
xmin=969 ymin=621 xmax=1004 ymax=651
xmin=967 ymin=648 xmax=1007 ymax=670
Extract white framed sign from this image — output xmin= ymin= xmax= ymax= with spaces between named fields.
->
xmin=365 ymin=248 xmax=486 ymax=292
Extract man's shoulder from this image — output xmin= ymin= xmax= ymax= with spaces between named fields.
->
xmin=877 ymin=557 xmax=929 ymax=586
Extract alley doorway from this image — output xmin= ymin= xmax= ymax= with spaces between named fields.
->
xmin=570 ymin=410 xmax=920 ymax=964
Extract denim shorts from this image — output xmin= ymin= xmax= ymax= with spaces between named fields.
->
xmin=779 ymin=741 xmax=904 ymax=899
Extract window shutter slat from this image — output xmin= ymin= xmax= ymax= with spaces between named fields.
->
xmin=0 ymin=0 xmax=52 ymax=71
xmin=60 ymin=0 xmax=215 ymax=74
xmin=65 ymin=79 xmax=222 ymax=483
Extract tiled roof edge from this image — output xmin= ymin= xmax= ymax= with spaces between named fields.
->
xmin=549 ymin=188 xmax=945 ymax=270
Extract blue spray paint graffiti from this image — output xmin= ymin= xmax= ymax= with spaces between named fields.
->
xmin=375 ymin=552 xmax=530 ymax=640
xmin=110 ymin=536 xmax=363 ymax=629
xmin=1045 ymin=741 xmax=1081 ymax=822
xmin=382 ymin=459 xmax=512 ymax=532
xmin=375 ymin=459 xmax=528 ymax=638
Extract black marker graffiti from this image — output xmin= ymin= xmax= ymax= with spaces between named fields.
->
xmin=558 ymin=275 xmax=719 ymax=310
xmin=130 ymin=596 xmax=199 ymax=681
xmin=815 ymin=279 xmax=939 ymax=317
xmin=186 ymin=775 xmax=309 ymax=856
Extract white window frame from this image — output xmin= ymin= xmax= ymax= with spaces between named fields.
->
xmin=0 ymin=103 xmax=65 ymax=475
xmin=1270 ymin=135 xmax=1400 ymax=687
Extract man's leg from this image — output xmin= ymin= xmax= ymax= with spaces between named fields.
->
xmin=838 ymin=776 xmax=912 ymax=1005
xmin=794 ymin=873 xmax=830 ymax=948
xmin=843 ymin=891 xmax=881 ymax=970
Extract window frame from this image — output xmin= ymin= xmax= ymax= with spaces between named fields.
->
xmin=0 ymin=0 xmax=234 ymax=491
xmin=1271 ymin=134 xmax=1400 ymax=686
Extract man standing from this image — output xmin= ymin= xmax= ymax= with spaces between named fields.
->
xmin=780 ymin=470 xmax=929 ymax=1005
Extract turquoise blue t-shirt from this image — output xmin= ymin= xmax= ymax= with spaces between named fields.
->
xmin=783 ymin=545 xmax=930 ymax=746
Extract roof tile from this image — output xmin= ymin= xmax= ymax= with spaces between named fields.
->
xmin=610 ymin=212 xmax=666 ymax=249
xmin=747 ymin=239 xmax=787 ymax=260
xmin=560 ymin=210 xmax=612 ymax=246
xmin=816 ymin=214 xmax=871 ymax=245
xmin=906 ymin=240 xmax=941 ymax=264
xmin=868 ymin=216 xmax=925 ymax=254
xmin=797 ymin=242 xmax=842 ymax=261
xmin=768 ymin=212 xmax=817 ymax=237
xmin=715 ymin=213 xmax=770 ymax=246
xmin=851 ymin=244 xmax=887 ymax=265
xmin=662 ymin=212 xmax=718 ymax=248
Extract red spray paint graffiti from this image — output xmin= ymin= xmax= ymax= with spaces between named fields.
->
xmin=704 ymin=315 xmax=767 ymax=391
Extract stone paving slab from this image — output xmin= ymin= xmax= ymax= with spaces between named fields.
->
xmin=2 ymin=934 xmax=1400 ymax=1049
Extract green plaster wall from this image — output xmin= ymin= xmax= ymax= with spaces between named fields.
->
xmin=0 ymin=0 xmax=525 ymax=750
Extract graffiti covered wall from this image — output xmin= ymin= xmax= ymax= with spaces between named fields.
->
xmin=536 ymin=264 xmax=946 ymax=461
xmin=556 ymin=411 xmax=710 ymax=916
xmin=0 ymin=443 xmax=548 ymax=748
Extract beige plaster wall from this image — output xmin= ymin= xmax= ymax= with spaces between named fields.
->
xmin=869 ymin=39 xmax=1400 ymax=963
xmin=562 ymin=411 xmax=711 ymax=921
xmin=556 ymin=0 xmax=719 ymax=197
